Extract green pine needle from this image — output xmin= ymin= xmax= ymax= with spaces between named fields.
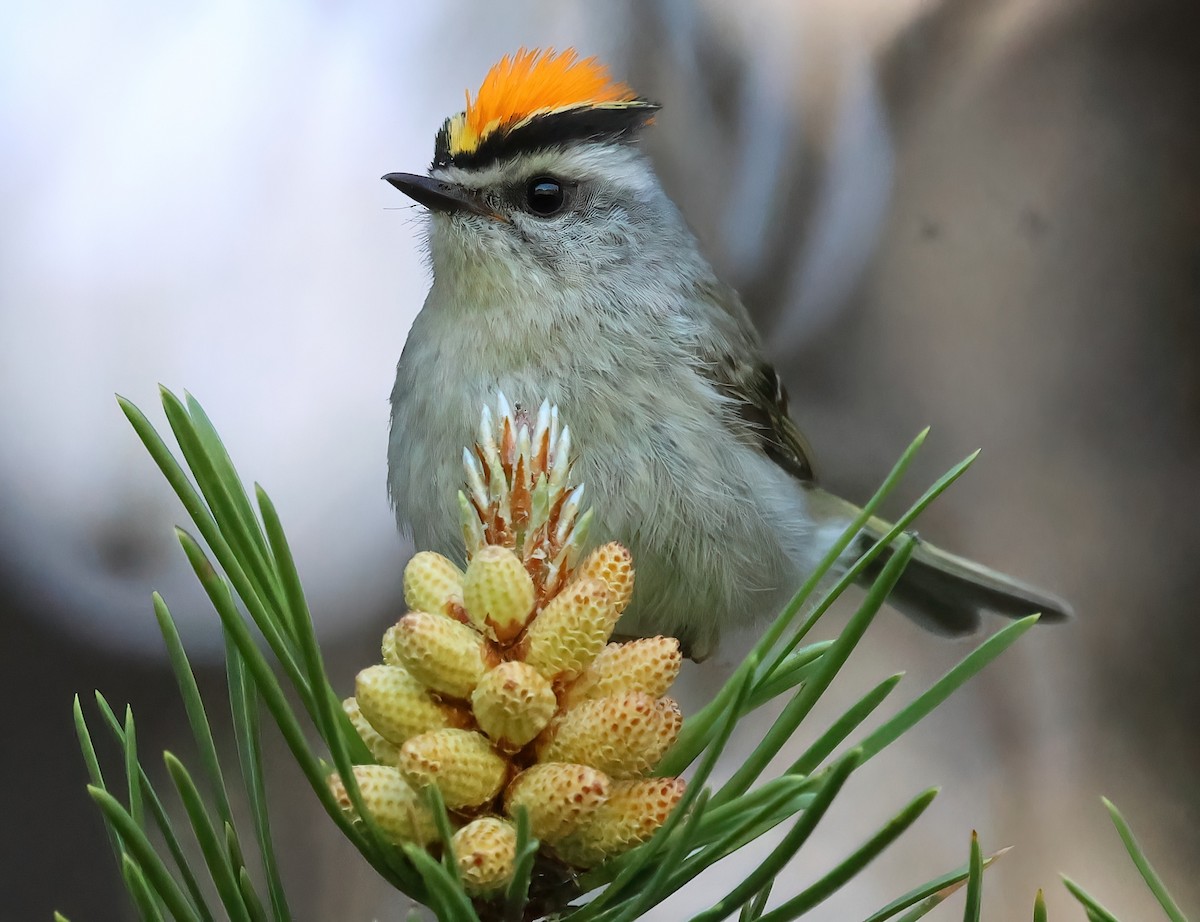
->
xmin=963 ymin=831 xmax=983 ymax=922
xmin=226 ymin=634 xmax=292 ymax=922
xmin=153 ymin=593 xmax=236 ymax=831
xmin=786 ymin=673 xmax=903 ymax=777
xmin=73 ymin=695 xmax=125 ymax=868
xmin=504 ymin=807 xmax=540 ymax=922
xmin=89 ymin=692 xmax=214 ymax=920
xmin=121 ymin=854 xmax=167 ymax=922
xmin=1062 ymin=876 xmax=1122 ymax=922
xmin=861 ymin=848 xmax=1009 ymax=922
xmin=1102 ymin=798 xmax=1188 ymax=922
xmin=87 ymin=785 xmax=201 ymax=922
xmin=1034 ymin=888 xmax=1048 ymax=922
xmin=756 ymin=788 xmax=940 ymax=922
xmin=855 ymin=615 xmax=1039 ymax=764
xmin=691 ymin=750 xmax=863 ymax=922
xmin=163 ymin=752 xmax=254 ymax=922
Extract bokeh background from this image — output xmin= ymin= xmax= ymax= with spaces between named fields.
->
xmin=4 ymin=0 xmax=1198 ymax=918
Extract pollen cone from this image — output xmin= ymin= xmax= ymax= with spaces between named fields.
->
xmin=564 ymin=636 xmax=682 ymax=707
xmin=522 ymin=577 xmax=617 ymax=680
xmin=574 ymin=542 xmax=635 ymax=615
xmin=355 ymin=664 xmax=469 ymax=746
xmin=403 ymin=550 xmax=467 ymax=621
xmin=328 ymin=764 xmax=437 ymax=845
xmin=472 ymin=660 xmax=557 ymax=749
xmin=554 ymin=777 xmax=687 ymax=867
xmin=538 ymin=691 xmax=682 ymax=779
xmin=393 ymin=611 xmax=489 ymax=700
xmin=398 ymin=728 xmax=508 ymax=810
xmin=453 ymin=817 xmax=518 ymax=896
xmin=463 ymin=544 xmax=536 ymax=642
xmin=505 ymin=762 xmax=610 ymax=844
xmin=342 ymin=696 xmax=400 ymax=765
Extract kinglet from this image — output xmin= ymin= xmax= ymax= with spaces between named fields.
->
xmin=385 ymin=49 xmax=1069 ymax=660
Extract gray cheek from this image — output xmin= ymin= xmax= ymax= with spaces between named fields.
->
xmin=497 ymin=217 xmax=566 ymax=272
xmin=550 ymin=214 xmax=640 ymax=278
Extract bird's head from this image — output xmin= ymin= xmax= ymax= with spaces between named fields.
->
xmin=384 ymin=49 xmax=700 ymax=297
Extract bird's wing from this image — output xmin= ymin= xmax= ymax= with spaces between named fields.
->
xmin=688 ymin=279 xmax=818 ymax=483
xmin=702 ymin=351 xmax=818 ymax=483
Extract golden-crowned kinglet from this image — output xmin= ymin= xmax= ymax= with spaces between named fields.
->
xmin=384 ymin=49 xmax=1070 ymax=660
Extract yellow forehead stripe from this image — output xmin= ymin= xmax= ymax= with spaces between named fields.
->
xmin=446 ymin=48 xmax=639 ymax=157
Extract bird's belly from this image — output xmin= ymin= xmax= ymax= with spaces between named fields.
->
xmin=389 ymin=352 xmax=827 ymax=658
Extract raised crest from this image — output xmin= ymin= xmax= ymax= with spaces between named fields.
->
xmin=432 ymin=48 xmax=659 ymax=169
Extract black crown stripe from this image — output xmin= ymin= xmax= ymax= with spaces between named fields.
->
xmin=432 ymin=101 xmax=660 ymax=171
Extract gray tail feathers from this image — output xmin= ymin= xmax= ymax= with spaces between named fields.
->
xmin=856 ymin=517 xmax=1073 ymax=636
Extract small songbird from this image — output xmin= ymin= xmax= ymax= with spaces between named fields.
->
xmin=385 ymin=48 xmax=1070 ymax=660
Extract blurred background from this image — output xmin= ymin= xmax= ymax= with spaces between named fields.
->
xmin=4 ymin=0 xmax=1197 ymax=918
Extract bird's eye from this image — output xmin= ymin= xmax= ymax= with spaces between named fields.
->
xmin=525 ymin=177 xmax=565 ymax=216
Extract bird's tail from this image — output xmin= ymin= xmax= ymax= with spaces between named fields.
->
xmin=817 ymin=492 xmax=1073 ymax=634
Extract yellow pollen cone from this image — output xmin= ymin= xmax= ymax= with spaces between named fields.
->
xmin=554 ymin=777 xmax=687 ymax=867
xmin=471 ymin=660 xmax=557 ymax=749
xmin=355 ymin=664 xmax=469 ymax=745
xmin=463 ymin=544 xmax=536 ymax=642
xmin=564 ymin=637 xmax=682 ymax=707
xmin=452 ymin=817 xmax=517 ymax=896
xmin=505 ymin=762 xmax=610 ymax=843
xmin=394 ymin=611 xmax=489 ymax=700
xmin=522 ymin=577 xmax=616 ymax=680
xmin=381 ymin=623 xmax=403 ymax=667
xmin=574 ymin=542 xmax=635 ymax=614
xmin=328 ymin=764 xmax=437 ymax=845
xmin=539 ymin=691 xmax=682 ymax=779
xmin=342 ymin=696 xmax=400 ymax=765
xmin=398 ymin=728 xmax=508 ymax=810
xmin=403 ymin=550 xmax=467 ymax=620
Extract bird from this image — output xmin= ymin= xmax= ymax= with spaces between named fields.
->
xmin=384 ymin=48 xmax=1070 ymax=661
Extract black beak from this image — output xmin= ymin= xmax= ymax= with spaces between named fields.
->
xmin=382 ymin=172 xmax=495 ymax=218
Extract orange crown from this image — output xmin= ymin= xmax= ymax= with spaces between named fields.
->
xmin=443 ymin=48 xmax=644 ymax=159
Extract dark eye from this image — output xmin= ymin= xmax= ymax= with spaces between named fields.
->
xmin=525 ymin=177 xmax=565 ymax=216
